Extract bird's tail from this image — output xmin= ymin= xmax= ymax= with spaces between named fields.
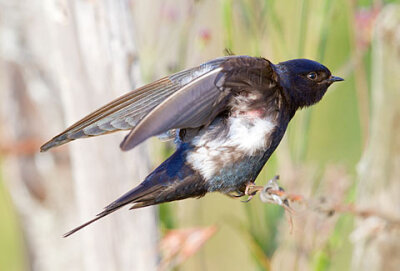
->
xmin=63 ymin=209 xmax=117 ymax=237
xmin=63 ymin=147 xmax=207 ymax=237
xmin=63 ymin=184 xmax=158 ymax=237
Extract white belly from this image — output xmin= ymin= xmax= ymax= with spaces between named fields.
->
xmin=187 ymin=116 xmax=276 ymax=180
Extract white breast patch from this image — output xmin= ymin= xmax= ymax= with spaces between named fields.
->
xmin=187 ymin=116 xmax=276 ymax=180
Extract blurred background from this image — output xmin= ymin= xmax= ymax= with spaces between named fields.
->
xmin=0 ymin=0 xmax=399 ymax=270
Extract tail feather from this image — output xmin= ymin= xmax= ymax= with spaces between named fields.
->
xmin=63 ymin=208 xmax=119 ymax=238
xmin=63 ymin=147 xmax=208 ymax=237
xmin=63 ymin=184 xmax=160 ymax=237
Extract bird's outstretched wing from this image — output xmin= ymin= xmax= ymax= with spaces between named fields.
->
xmin=41 ymin=56 xmax=278 ymax=152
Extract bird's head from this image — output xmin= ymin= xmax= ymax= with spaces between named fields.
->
xmin=274 ymin=59 xmax=343 ymax=108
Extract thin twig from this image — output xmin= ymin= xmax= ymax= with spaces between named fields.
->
xmin=257 ymin=175 xmax=400 ymax=229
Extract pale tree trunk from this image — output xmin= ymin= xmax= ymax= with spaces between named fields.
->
xmin=0 ymin=0 xmax=158 ymax=270
xmin=352 ymin=4 xmax=400 ymax=271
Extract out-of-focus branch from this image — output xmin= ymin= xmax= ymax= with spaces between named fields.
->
xmin=0 ymin=139 xmax=46 ymax=156
xmin=250 ymin=176 xmax=400 ymax=231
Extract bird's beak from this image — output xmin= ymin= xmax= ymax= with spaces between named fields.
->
xmin=328 ymin=76 xmax=344 ymax=83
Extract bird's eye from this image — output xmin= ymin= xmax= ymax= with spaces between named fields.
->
xmin=307 ymin=72 xmax=318 ymax=80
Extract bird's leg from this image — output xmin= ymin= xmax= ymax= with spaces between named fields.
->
xmin=241 ymin=182 xmax=264 ymax=202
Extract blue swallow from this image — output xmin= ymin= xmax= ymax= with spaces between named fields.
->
xmin=40 ymin=56 xmax=343 ymax=236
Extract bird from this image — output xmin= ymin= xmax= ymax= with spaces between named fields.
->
xmin=40 ymin=55 xmax=343 ymax=237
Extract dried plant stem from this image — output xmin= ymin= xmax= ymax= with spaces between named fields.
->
xmin=252 ymin=176 xmax=400 ymax=229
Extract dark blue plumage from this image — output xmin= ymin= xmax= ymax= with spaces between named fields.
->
xmin=40 ymin=56 xmax=343 ymax=236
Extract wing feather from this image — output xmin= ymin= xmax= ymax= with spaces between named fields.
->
xmin=40 ymin=57 xmax=228 ymax=152
xmin=40 ymin=55 xmax=278 ymax=152
xmin=120 ymin=68 xmax=226 ymax=150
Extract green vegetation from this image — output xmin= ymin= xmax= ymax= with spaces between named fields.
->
xmin=211 ymin=0 xmax=380 ymax=269
xmin=169 ymin=0 xmax=385 ymax=270
xmin=0 ymin=174 xmax=26 ymax=271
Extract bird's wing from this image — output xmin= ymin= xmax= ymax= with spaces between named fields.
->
xmin=40 ymin=57 xmax=229 ymax=152
xmin=215 ymin=56 xmax=278 ymax=95
xmin=120 ymin=56 xmax=279 ymax=150
xmin=119 ymin=66 xmax=228 ymax=150
xmin=41 ymin=56 xmax=278 ymax=152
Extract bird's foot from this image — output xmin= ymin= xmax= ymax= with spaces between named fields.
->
xmin=241 ymin=182 xmax=264 ymax=202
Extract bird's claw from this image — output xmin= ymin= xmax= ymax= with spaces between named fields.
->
xmin=241 ymin=183 xmax=263 ymax=202
xmin=239 ymin=176 xmax=293 ymax=207
xmin=241 ymin=194 xmax=255 ymax=203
